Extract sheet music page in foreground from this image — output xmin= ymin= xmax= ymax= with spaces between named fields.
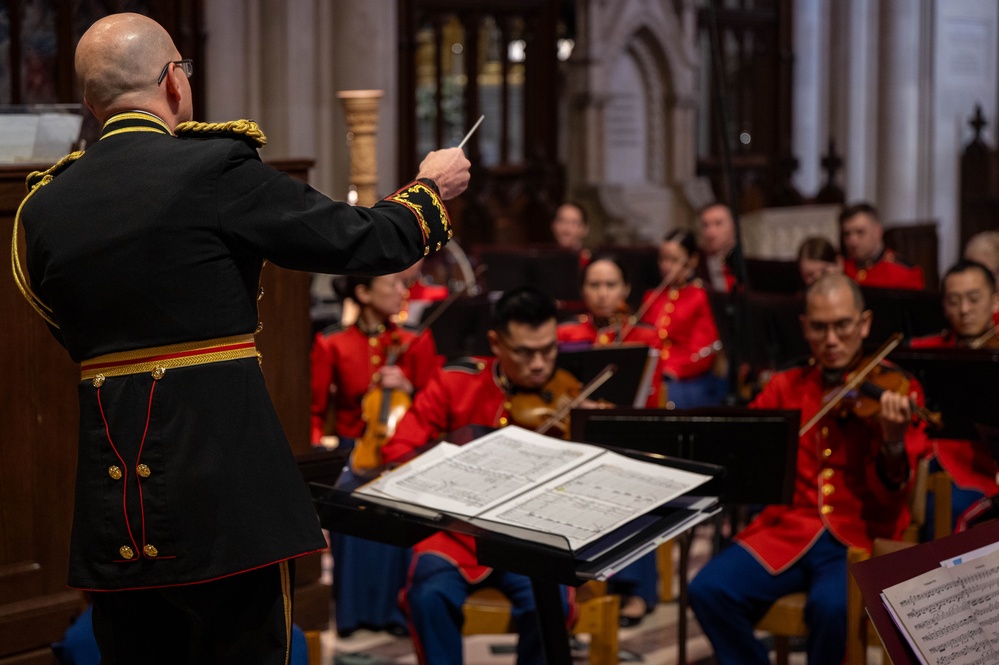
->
xmin=357 ymin=426 xmax=604 ymax=517
xmin=881 ymin=547 xmax=999 ymax=665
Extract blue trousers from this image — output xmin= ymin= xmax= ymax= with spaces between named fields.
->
xmin=666 ymin=372 xmax=727 ymax=409
xmin=688 ymin=531 xmax=847 ymax=665
xmin=404 ymin=554 xmax=565 ymax=665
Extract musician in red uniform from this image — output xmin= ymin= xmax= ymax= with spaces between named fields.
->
xmin=550 ymin=201 xmax=592 ymax=268
xmin=309 ymin=272 xmax=440 ymax=636
xmin=641 ymin=229 xmax=726 ymax=408
xmin=695 ymin=202 xmax=738 ymax=292
xmin=909 ymin=260 xmax=999 ymax=534
xmin=840 ymin=202 xmax=924 ymax=290
xmin=556 ymin=254 xmax=661 ymax=625
xmin=689 ymin=273 xmax=927 ymax=665
xmin=382 ymin=287 xmax=574 ymax=665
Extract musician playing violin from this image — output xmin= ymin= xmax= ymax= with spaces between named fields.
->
xmin=909 ymin=260 xmax=999 ymax=534
xmin=382 ymin=287 xmax=577 ymax=665
xmin=309 ymin=272 xmax=440 ymax=637
xmin=690 ymin=273 xmax=928 ymax=665
xmin=640 ymin=229 xmax=727 ymax=408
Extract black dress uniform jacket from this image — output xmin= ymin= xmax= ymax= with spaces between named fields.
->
xmin=19 ymin=111 xmax=452 ymax=590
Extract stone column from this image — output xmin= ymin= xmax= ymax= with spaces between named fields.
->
xmin=338 ymin=90 xmax=384 ymax=207
xmin=792 ymin=0 xmax=830 ymax=197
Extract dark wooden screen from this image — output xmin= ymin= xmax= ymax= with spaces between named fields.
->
xmin=960 ymin=105 xmax=999 ymax=250
xmin=398 ymin=0 xmax=566 ymax=248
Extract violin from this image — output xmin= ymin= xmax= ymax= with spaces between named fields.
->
xmin=507 ymin=364 xmax=616 ymax=438
xmin=352 ymin=286 xmax=470 ymax=473
xmin=800 ymin=333 xmax=942 ymax=437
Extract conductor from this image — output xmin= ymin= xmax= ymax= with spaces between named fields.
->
xmin=13 ymin=12 xmax=470 ymax=665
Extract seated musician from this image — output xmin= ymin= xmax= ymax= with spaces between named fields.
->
xmin=640 ymin=229 xmax=727 ymax=409
xmin=551 ymin=201 xmax=591 ymax=267
xmin=909 ymin=260 xmax=999 ymax=534
xmin=964 ymin=231 xmax=999 ymax=326
xmin=557 ymin=254 xmax=660 ymax=626
xmin=797 ymin=236 xmax=843 ymax=287
xmin=840 ymin=202 xmax=924 ymax=290
xmin=689 ymin=273 xmax=927 ymax=665
xmin=309 ymin=273 xmax=440 ymax=637
xmin=695 ymin=202 xmax=738 ymax=292
xmin=381 ymin=287 xmax=576 ymax=665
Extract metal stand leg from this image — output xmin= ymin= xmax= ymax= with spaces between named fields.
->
xmin=530 ymin=578 xmax=572 ymax=665
xmin=677 ymin=530 xmax=694 ymax=665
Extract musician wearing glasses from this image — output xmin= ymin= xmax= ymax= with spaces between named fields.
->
xmin=909 ymin=260 xmax=999 ymax=535
xmin=689 ymin=273 xmax=928 ymax=665
xmin=382 ymin=287 xmax=578 ymax=665
xmin=14 ymin=12 xmax=470 ymax=663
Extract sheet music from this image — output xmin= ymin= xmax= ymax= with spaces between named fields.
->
xmin=358 ymin=427 xmax=603 ymax=516
xmin=881 ymin=548 xmax=999 ymax=665
xmin=478 ymin=454 xmax=711 ymax=550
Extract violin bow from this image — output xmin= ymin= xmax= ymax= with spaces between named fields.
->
xmin=536 ymin=363 xmax=617 ymax=436
xmin=970 ymin=324 xmax=999 ymax=349
xmin=613 ymin=275 xmax=671 ymax=346
xmin=798 ymin=333 xmax=903 ymax=437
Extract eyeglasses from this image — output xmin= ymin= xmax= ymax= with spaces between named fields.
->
xmin=499 ymin=336 xmax=558 ymax=363
xmin=802 ymin=316 xmax=865 ymax=341
xmin=157 ymin=59 xmax=194 ymax=86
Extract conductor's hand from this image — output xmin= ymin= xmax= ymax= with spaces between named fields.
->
xmin=417 ymin=148 xmax=471 ymax=200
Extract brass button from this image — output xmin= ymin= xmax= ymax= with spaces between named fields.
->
xmin=137 ymin=464 xmax=151 ymax=478
xmin=820 ymin=426 xmax=829 ymax=438
xmin=598 ymin=334 xmax=610 ymax=345
xmin=666 ymin=401 xmax=676 ymax=410
xmin=665 ymin=304 xmax=675 ymax=313
xmin=371 ymin=355 xmax=381 ymax=364
xmin=257 ymin=286 xmax=265 ymax=301
xmin=659 ymin=330 xmax=668 ymax=340
xmin=476 ymin=362 xmax=485 ymax=371
xmin=821 ymin=505 xmax=834 ymax=515
xmin=119 ymin=545 xmax=135 ymax=559
xmin=660 ymin=349 xmax=670 ymax=360
xmin=92 ymin=374 xmax=106 ymax=388
xmin=143 ymin=544 xmax=159 ymax=558
xmin=821 ymin=468 xmax=834 ymax=480
xmin=369 ymin=338 xmax=379 ymax=347
xmin=858 ymin=269 xmax=867 ymax=281
xmin=822 ymin=448 xmax=833 ymax=458
xmin=503 ymin=401 xmax=513 ymax=411
xmin=255 ymin=321 xmax=264 ymax=333
xmin=151 ymin=366 xmax=165 ymax=380
xmin=498 ymin=416 xmax=509 ymax=426
xmin=669 ymin=289 xmax=679 ymax=300
xmin=108 ymin=465 xmax=123 ymax=480
xmin=822 ymin=484 xmax=835 ymax=496
xmin=662 ymin=316 xmax=671 ymax=326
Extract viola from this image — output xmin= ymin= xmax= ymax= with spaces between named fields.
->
xmin=507 ymin=363 xmax=616 ymax=438
xmin=352 ymin=333 xmax=410 ymax=473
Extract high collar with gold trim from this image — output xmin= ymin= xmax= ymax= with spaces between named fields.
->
xmin=101 ymin=112 xmax=173 ymax=141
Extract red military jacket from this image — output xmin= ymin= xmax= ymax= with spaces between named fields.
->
xmin=639 ymin=281 xmax=721 ymax=380
xmin=908 ymin=333 xmax=999 ymax=495
xmin=382 ymin=357 xmax=513 ymax=582
xmin=735 ymin=362 xmax=927 ymax=574
xmin=310 ymin=322 xmax=439 ymax=442
xmin=844 ymin=248 xmax=925 ymax=290
xmin=557 ymin=315 xmax=662 ymax=406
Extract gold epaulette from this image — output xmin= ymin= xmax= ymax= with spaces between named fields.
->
xmin=25 ymin=150 xmax=84 ymax=190
xmin=175 ymin=119 xmax=267 ymax=147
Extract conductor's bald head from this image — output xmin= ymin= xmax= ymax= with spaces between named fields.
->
xmin=76 ymin=13 xmax=188 ymax=124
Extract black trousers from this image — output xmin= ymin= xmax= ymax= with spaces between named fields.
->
xmin=91 ymin=561 xmax=294 ymax=665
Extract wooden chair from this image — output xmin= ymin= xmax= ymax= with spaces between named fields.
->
xmin=754 ymin=457 xmax=948 ymax=665
xmin=844 ymin=459 xmax=953 ymax=664
xmin=462 ymin=580 xmax=620 ymax=665
xmin=657 ymin=540 xmax=675 ymax=603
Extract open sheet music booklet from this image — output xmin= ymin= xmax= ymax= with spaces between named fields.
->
xmin=880 ymin=543 xmax=999 ymax=665
xmin=356 ymin=425 xmax=714 ymax=553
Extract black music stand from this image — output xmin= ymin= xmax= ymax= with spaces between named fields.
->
xmin=309 ymin=435 xmax=722 ymax=665
xmin=571 ymin=406 xmax=800 ymax=665
xmin=475 ymin=245 xmax=583 ymax=302
xmin=423 ymin=293 xmax=494 ymax=360
xmin=862 ymin=287 xmax=947 ymax=343
xmin=556 ymin=344 xmax=657 ymax=407
xmin=889 ymin=347 xmax=999 ymax=440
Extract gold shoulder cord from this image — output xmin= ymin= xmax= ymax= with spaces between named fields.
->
xmin=10 ymin=151 xmax=84 ymax=329
xmin=174 ymin=119 xmax=268 ymax=147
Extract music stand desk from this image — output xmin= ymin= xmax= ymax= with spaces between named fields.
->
xmin=571 ymin=406 xmax=800 ymax=664
xmin=850 ymin=519 xmax=999 ymax=665
xmin=310 ymin=440 xmax=721 ymax=665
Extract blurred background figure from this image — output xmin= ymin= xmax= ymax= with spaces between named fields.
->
xmin=839 ymin=202 xmax=924 ymax=290
xmin=797 ymin=236 xmax=843 ymax=287
xmin=696 ymin=203 xmax=738 ymax=292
